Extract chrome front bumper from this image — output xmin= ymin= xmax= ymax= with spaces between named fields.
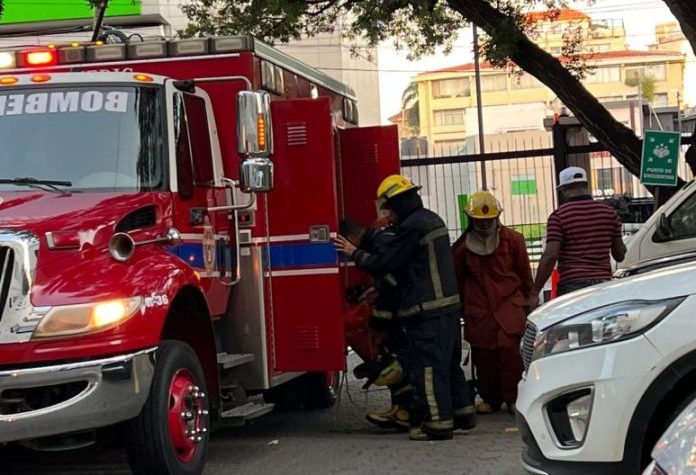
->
xmin=0 ymin=348 xmax=156 ymax=443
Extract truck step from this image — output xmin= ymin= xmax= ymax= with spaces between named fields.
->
xmin=217 ymin=352 xmax=254 ymax=369
xmin=220 ymin=402 xmax=274 ymax=425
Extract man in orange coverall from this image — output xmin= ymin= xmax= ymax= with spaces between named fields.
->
xmin=452 ymin=191 xmax=533 ymax=415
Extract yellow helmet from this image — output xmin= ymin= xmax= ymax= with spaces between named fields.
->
xmin=376 ymin=175 xmax=419 ymax=203
xmin=466 ymin=191 xmax=501 ymax=219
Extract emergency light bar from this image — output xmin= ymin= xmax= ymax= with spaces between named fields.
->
xmin=0 ymin=37 xmax=260 ymax=72
xmin=17 ymin=49 xmax=58 ymax=68
xmin=85 ymin=44 xmax=126 ymax=62
xmin=127 ymin=42 xmax=167 ymax=59
xmin=168 ymin=39 xmax=209 ymax=56
xmin=57 ymin=46 xmax=85 ymax=64
xmin=0 ymin=52 xmax=15 ymax=69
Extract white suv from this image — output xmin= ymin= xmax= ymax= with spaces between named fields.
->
xmin=517 ymin=258 xmax=696 ymax=475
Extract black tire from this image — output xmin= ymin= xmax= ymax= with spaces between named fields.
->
xmin=125 ymin=341 xmax=209 ymax=475
xmin=263 ymin=376 xmax=307 ymax=412
xmin=305 ymin=372 xmax=339 ymax=409
xmin=263 ymin=372 xmax=339 ymax=411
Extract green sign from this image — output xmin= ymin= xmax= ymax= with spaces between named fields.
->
xmin=0 ymin=0 xmax=141 ymax=24
xmin=640 ymin=130 xmax=681 ymax=187
xmin=457 ymin=194 xmax=469 ymax=230
xmin=511 ymin=176 xmax=538 ymax=196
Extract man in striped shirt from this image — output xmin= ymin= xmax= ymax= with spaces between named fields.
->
xmin=528 ymin=167 xmax=627 ymax=308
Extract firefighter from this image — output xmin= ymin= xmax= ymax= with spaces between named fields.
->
xmin=452 ymin=191 xmax=533 ymax=415
xmin=335 ymin=175 xmax=476 ymax=441
xmin=339 ymin=216 xmax=413 ymax=430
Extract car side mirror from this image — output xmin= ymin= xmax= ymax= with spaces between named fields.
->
xmin=653 ymin=213 xmax=672 ymax=243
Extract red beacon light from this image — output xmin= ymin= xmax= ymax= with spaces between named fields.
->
xmin=21 ymin=49 xmax=58 ymax=67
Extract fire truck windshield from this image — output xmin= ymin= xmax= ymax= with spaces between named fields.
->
xmin=0 ymin=85 xmax=165 ymax=192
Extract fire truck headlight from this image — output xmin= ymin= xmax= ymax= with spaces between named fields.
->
xmin=32 ymin=297 xmax=143 ymax=339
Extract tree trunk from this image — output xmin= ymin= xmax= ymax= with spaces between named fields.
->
xmin=662 ymin=0 xmax=696 ymax=53
xmin=662 ymin=0 xmax=696 ymax=177
xmin=447 ymin=0 xmax=643 ymax=179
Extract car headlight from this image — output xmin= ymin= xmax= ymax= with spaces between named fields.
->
xmin=532 ymin=298 xmax=684 ymax=361
xmin=33 ymin=297 xmax=143 ymax=339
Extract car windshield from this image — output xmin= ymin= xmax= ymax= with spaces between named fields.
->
xmin=0 ymin=85 xmax=165 ymax=192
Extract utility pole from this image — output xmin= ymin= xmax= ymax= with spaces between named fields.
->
xmin=677 ymin=90 xmax=683 ymax=136
xmin=472 ymin=26 xmax=487 ymax=190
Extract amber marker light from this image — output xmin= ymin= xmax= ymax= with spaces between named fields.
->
xmin=133 ymin=74 xmax=154 ymax=82
xmin=257 ymin=115 xmax=266 ymax=150
xmin=0 ymin=76 xmax=18 ymax=85
xmin=31 ymin=75 xmax=51 ymax=83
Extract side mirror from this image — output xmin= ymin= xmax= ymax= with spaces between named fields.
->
xmin=653 ymin=213 xmax=672 ymax=242
xmin=240 ymin=158 xmax=273 ymax=193
xmin=237 ymin=91 xmax=273 ymax=158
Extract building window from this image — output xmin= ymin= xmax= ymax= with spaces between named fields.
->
xmin=434 ymin=109 xmax=465 ymax=127
xmin=596 ymin=168 xmax=614 ymax=195
xmin=653 ymin=92 xmax=669 ymax=107
xmin=481 ymin=74 xmax=507 ymax=92
xmin=432 ymin=78 xmax=470 ymax=98
xmin=585 ymin=66 xmax=621 ymax=84
xmin=625 ymin=64 xmax=667 ymax=83
xmin=511 ymin=73 xmax=542 ymax=90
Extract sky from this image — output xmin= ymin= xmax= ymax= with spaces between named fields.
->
xmin=376 ymin=0 xmax=687 ymax=124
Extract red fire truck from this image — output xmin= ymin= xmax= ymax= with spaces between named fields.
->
xmin=0 ymin=36 xmax=399 ymax=474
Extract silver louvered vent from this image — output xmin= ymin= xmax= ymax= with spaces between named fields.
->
xmin=286 ymin=122 xmax=308 ymax=146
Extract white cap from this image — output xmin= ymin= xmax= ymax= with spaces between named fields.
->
xmin=557 ymin=166 xmax=588 ymax=189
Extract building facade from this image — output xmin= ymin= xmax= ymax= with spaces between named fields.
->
xmin=389 ymin=8 xmax=689 ymax=238
xmin=416 ymin=49 xmax=685 ymax=153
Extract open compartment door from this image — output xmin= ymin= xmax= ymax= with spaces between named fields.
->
xmin=338 ymin=125 xmax=401 ymax=289
xmin=268 ymin=97 xmax=345 ymax=372
xmin=339 ymin=125 xmax=400 ymax=225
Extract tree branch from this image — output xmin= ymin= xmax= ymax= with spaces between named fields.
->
xmin=447 ymin=0 xmax=643 ymax=178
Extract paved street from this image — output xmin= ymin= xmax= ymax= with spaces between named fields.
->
xmin=3 ymin=357 xmax=525 ymax=475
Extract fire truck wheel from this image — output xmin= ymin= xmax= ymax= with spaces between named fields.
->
xmin=125 ymin=341 xmax=209 ymax=475
xmin=304 ymin=372 xmax=339 ymax=409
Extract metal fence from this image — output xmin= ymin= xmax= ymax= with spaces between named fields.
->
xmin=400 ymin=132 xmax=695 ymax=269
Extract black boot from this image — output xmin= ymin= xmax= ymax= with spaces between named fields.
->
xmin=454 ymin=405 xmax=478 ymax=431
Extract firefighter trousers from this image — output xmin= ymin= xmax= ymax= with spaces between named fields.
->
xmin=385 ymin=319 xmax=413 ymax=406
xmin=402 ymin=310 xmax=473 ymax=432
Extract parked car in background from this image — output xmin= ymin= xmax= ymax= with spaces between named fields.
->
xmin=517 ymin=257 xmax=696 ymax=475
xmin=619 ymin=180 xmax=696 ymax=269
xmin=642 ymin=397 xmax=696 ymax=475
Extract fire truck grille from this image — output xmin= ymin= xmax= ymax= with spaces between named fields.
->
xmin=521 ymin=321 xmax=537 ymax=372
xmin=0 ymin=247 xmax=15 ymax=323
